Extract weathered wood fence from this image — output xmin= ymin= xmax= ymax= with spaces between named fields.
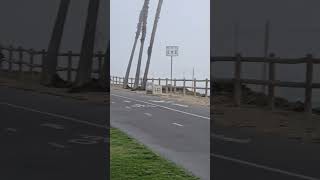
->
xmin=110 ymin=76 xmax=210 ymax=97
xmin=212 ymin=53 xmax=320 ymax=114
xmin=0 ymin=45 xmax=106 ymax=82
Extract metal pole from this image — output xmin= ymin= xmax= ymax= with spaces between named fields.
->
xmin=262 ymin=20 xmax=270 ymax=93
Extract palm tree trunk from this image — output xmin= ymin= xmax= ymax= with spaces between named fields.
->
xmin=41 ymin=0 xmax=70 ymax=85
xmin=142 ymin=0 xmax=163 ymax=89
xmin=123 ymin=0 xmax=148 ymax=88
xmin=75 ymin=0 xmax=100 ymax=87
xmin=133 ymin=0 xmax=150 ymax=89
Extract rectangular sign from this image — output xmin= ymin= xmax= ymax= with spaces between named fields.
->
xmin=166 ymin=46 xmax=179 ymax=56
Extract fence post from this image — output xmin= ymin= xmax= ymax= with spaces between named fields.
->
xmin=67 ymin=51 xmax=72 ymax=82
xmin=0 ymin=45 xmax=3 ymax=70
xmin=268 ymin=53 xmax=276 ymax=110
xmin=152 ymin=78 xmax=154 ymax=84
xmin=112 ymin=76 xmax=115 ymax=85
xmin=165 ymin=78 xmax=168 ymax=93
xmin=130 ymin=78 xmax=133 ymax=88
xmin=29 ymin=49 xmax=34 ymax=80
xmin=8 ymin=45 xmax=13 ymax=72
xmin=183 ymin=78 xmax=186 ymax=96
xmin=41 ymin=49 xmax=46 ymax=72
xmin=205 ymin=78 xmax=209 ymax=97
xmin=116 ymin=76 xmax=118 ymax=85
xmin=98 ymin=51 xmax=103 ymax=75
xmin=234 ymin=53 xmax=242 ymax=106
xmin=18 ymin=46 xmax=23 ymax=73
xmin=305 ymin=54 xmax=313 ymax=117
xmin=174 ymin=79 xmax=177 ymax=93
xmin=158 ymin=78 xmax=161 ymax=85
xmin=193 ymin=78 xmax=197 ymax=96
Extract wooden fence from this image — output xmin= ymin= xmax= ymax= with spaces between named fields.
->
xmin=212 ymin=53 xmax=320 ymax=114
xmin=110 ymin=76 xmax=210 ymax=97
xmin=0 ymin=45 xmax=106 ymax=82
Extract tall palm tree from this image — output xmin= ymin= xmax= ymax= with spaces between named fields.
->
xmin=123 ymin=1 xmax=147 ymax=88
xmin=142 ymin=0 xmax=164 ymax=89
xmin=133 ymin=0 xmax=150 ymax=89
xmin=75 ymin=0 xmax=100 ymax=87
xmin=41 ymin=0 xmax=71 ymax=86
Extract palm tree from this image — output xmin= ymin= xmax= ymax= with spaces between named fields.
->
xmin=142 ymin=0 xmax=164 ymax=89
xmin=123 ymin=1 xmax=147 ymax=88
xmin=133 ymin=0 xmax=150 ymax=89
xmin=75 ymin=0 xmax=100 ymax=87
xmin=41 ymin=0 xmax=71 ymax=86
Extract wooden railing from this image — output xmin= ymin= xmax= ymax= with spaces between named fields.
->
xmin=212 ymin=53 xmax=320 ymax=114
xmin=110 ymin=76 xmax=210 ymax=97
xmin=0 ymin=45 xmax=106 ymax=82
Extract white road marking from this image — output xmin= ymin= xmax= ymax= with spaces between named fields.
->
xmin=5 ymin=128 xmax=17 ymax=132
xmin=212 ymin=153 xmax=320 ymax=180
xmin=48 ymin=142 xmax=66 ymax=149
xmin=0 ymin=102 xmax=107 ymax=129
xmin=172 ymin=103 xmax=189 ymax=108
xmin=111 ymin=101 xmax=115 ymax=104
xmin=149 ymin=100 xmax=165 ymax=103
xmin=144 ymin=113 xmax=152 ymax=117
xmin=111 ymin=94 xmax=209 ymax=120
xmin=172 ymin=123 xmax=183 ymax=127
xmin=212 ymin=133 xmax=251 ymax=144
xmin=125 ymin=106 xmax=131 ymax=109
xmin=41 ymin=123 xmax=65 ymax=130
xmin=124 ymin=100 xmax=131 ymax=103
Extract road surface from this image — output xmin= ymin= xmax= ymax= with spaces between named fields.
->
xmin=0 ymin=86 xmax=109 ymax=180
xmin=212 ymin=113 xmax=320 ymax=180
xmin=110 ymin=88 xmax=210 ymax=180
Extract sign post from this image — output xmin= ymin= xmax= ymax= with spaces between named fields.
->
xmin=166 ymin=46 xmax=179 ymax=93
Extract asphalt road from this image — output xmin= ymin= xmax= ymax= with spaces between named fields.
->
xmin=0 ymin=87 xmax=109 ymax=180
xmin=110 ymin=89 xmax=210 ymax=180
xmin=212 ymin=115 xmax=320 ymax=180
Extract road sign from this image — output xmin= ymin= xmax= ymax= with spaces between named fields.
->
xmin=166 ymin=46 xmax=179 ymax=56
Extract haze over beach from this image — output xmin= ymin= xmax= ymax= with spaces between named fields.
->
xmin=111 ymin=0 xmax=210 ymax=80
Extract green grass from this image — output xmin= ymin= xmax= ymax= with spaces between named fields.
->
xmin=111 ymin=128 xmax=199 ymax=180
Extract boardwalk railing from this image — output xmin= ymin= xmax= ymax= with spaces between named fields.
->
xmin=212 ymin=53 xmax=320 ymax=114
xmin=0 ymin=45 xmax=106 ymax=82
xmin=110 ymin=76 xmax=210 ymax=97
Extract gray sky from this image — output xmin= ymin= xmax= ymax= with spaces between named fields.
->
xmin=111 ymin=0 xmax=210 ymax=80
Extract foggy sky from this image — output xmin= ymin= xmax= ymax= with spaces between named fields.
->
xmin=0 ymin=0 xmax=108 ymax=53
xmin=111 ymin=0 xmax=210 ymax=80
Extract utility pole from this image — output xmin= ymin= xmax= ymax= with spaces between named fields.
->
xmin=142 ymin=0 xmax=164 ymax=89
xmin=123 ymin=1 xmax=147 ymax=88
xmin=134 ymin=0 xmax=150 ymax=89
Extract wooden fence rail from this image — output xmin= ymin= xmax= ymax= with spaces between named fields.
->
xmin=110 ymin=76 xmax=210 ymax=97
xmin=0 ymin=45 xmax=106 ymax=82
xmin=212 ymin=53 xmax=320 ymax=114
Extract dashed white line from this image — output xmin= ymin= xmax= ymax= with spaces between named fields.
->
xmin=111 ymin=94 xmax=209 ymax=120
xmin=172 ymin=103 xmax=189 ymax=108
xmin=172 ymin=123 xmax=184 ymax=127
xmin=212 ymin=133 xmax=251 ymax=144
xmin=144 ymin=113 xmax=152 ymax=117
xmin=5 ymin=128 xmax=17 ymax=133
xmin=48 ymin=142 xmax=66 ymax=149
xmin=212 ymin=153 xmax=320 ymax=180
xmin=125 ymin=106 xmax=131 ymax=109
xmin=149 ymin=100 xmax=165 ymax=103
xmin=41 ymin=123 xmax=65 ymax=130
xmin=124 ymin=100 xmax=131 ymax=103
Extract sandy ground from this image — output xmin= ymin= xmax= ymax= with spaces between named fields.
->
xmin=0 ymin=72 xmax=108 ymax=105
xmin=213 ymin=95 xmax=320 ymax=143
